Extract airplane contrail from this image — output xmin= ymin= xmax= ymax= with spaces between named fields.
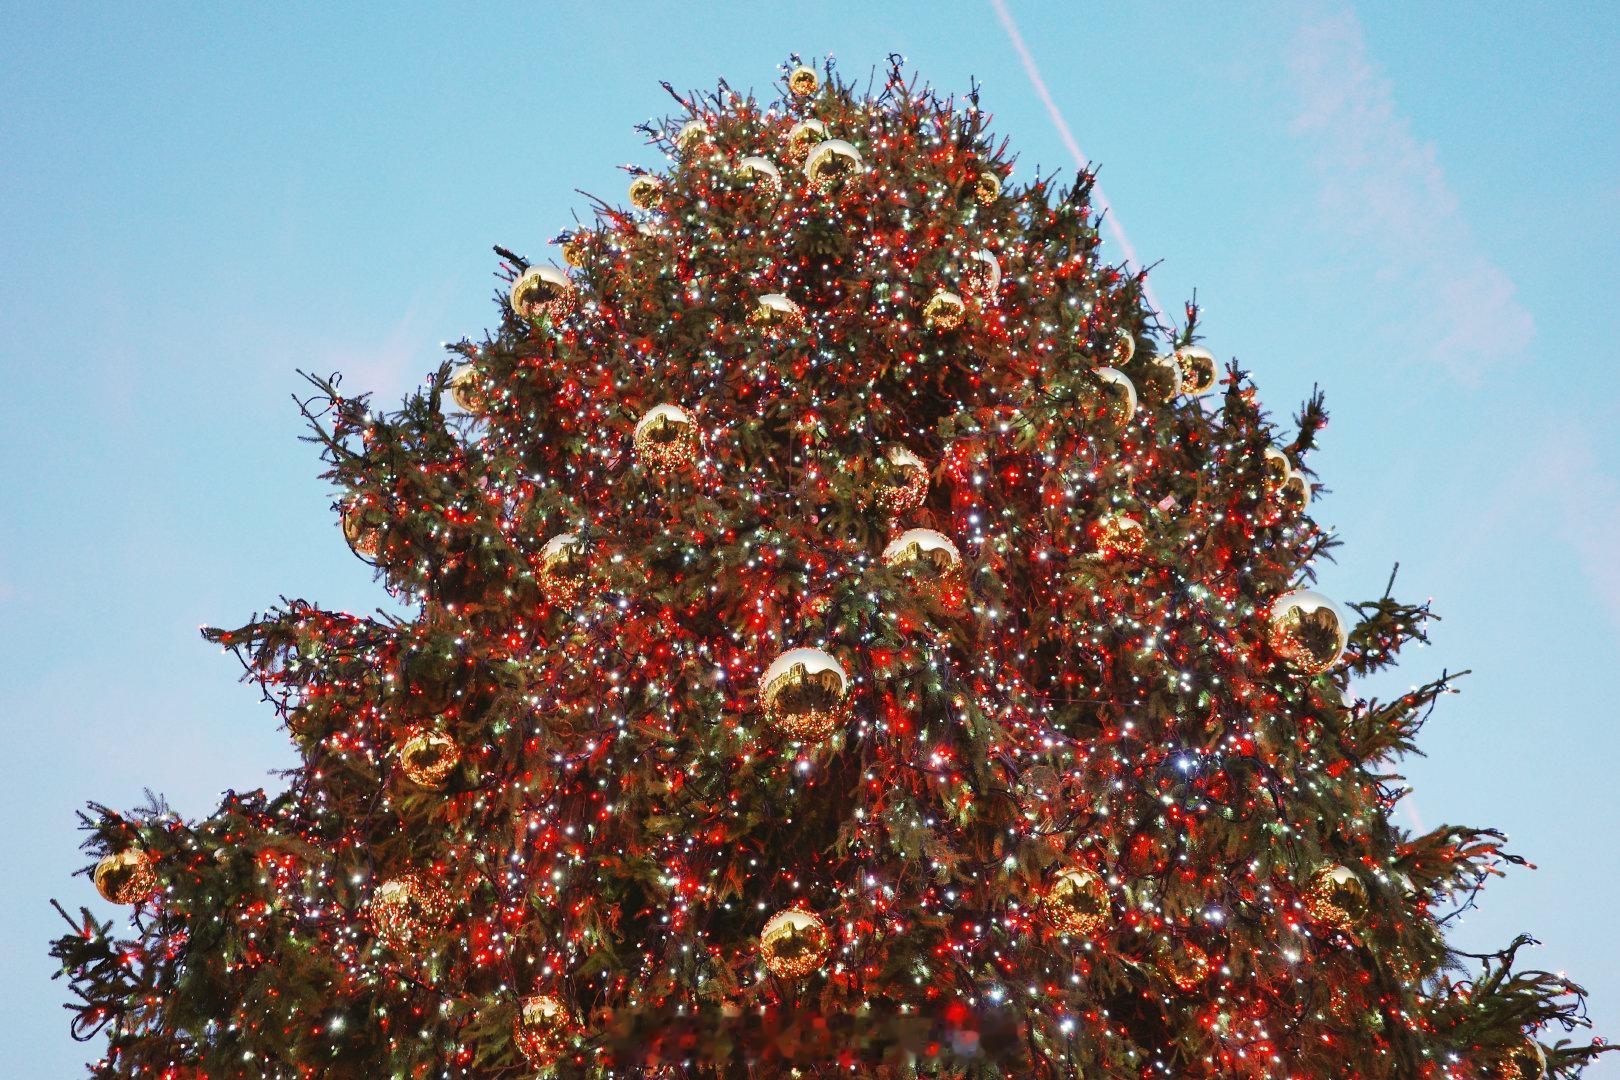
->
xmin=987 ymin=0 xmax=1166 ymax=323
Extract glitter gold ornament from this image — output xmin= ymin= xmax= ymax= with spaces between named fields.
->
xmin=785 ymin=118 xmax=827 ymax=162
xmin=1164 ymin=942 xmax=1211 ymax=991
xmin=628 ymin=174 xmax=663 ymax=210
xmin=370 ymin=871 xmax=453 ymax=952
xmin=974 ymin=170 xmax=1002 ymax=204
xmin=675 ymin=118 xmax=709 ymax=152
xmin=398 ymin=729 xmax=459 ymax=790
xmin=759 ymin=907 xmax=831 ymax=979
xmin=751 ymin=292 xmax=804 ymax=333
xmin=1499 ymin=1038 xmax=1548 ymax=1080
xmin=1175 ymin=345 xmax=1217 ymax=396
xmin=447 ymin=363 xmax=487 ymax=414
xmin=538 ymin=532 xmax=589 ymax=604
xmin=875 ymin=444 xmax=928 ymax=515
xmin=737 ymin=155 xmax=783 ymax=192
xmin=342 ymin=502 xmax=381 ymax=562
xmin=805 ymin=138 xmax=862 ymax=190
xmin=512 ymin=994 xmax=571 ymax=1069
xmin=1305 ymin=864 xmax=1368 ymax=932
xmin=510 ymin=264 xmax=575 ymax=323
xmin=923 ymin=290 xmax=966 ymax=331
xmin=1109 ymin=328 xmax=1137 ymax=365
xmin=759 ymin=647 xmax=849 ymax=743
xmin=1093 ymin=512 xmax=1146 ymax=559
xmin=1044 ymin=867 xmax=1109 ymax=937
xmin=963 ymin=248 xmax=1001 ymax=300
xmin=1278 ymin=470 xmax=1312 ymax=515
xmin=1095 ymin=367 xmax=1138 ymax=428
xmin=94 ymin=849 xmax=157 ymax=905
xmin=1268 ymin=590 xmax=1348 ymax=675
xmin=883 ymin=527 xmax=964 ymax=605
xmin=633 ymin=403 xmax=700 ymax=473
xmin=788 ymin=65 xmax=819 ymax=97
xmin=1262 ymin=447 xmax=1292 ymax=493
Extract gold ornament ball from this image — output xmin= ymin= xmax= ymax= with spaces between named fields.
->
xmin=1305 ymin=864 xmax=1369 ymax=933
xmin=398 ymin=729 xmax=460 ymax=790
xmin=370 ymin=872 xmax=453 ymax=953
xmin=1109 ymin=328 xmax=1137 ymax=365
xmin=675 ymin=118 xmax=709 ymax=153
xmin=1093 ymin=513 xmax=1146 ymax=560
xmin=875 ymin=444 xmax=929 ymax=516
xmin=1278 ymin=471 xmax=1312 ymax=515
xmin=628 ymin=174 xmax=663 ymax=210
xmin=759 ymin=647 xmax=849 ymax=744
xmin=923 ymin=289 xmax=966 ymax=331
xmin=1175 ymin=345 xmax=1217 ymax=396
xmin=974 ymin=170 xmax=1002 ymax=205
xmin=447 ymin=363 xmax=487 ymax=415
xmin=537 ymin=532 xmax=590 ymax=605
xmin=785 ymin=118 xmax=827 ymax=162
xmin=1146 ymin=354 xmax=1184 ymax=403
xmin=94 ymin=849 xmax=157 ymax=905
xmin=512 ymin=993 xmax=571 ymax=1068
xmin=633 ymin=403 xmax=700 ymax=474
xmin=963 ymin=248 xmax=1000 ymax=300
xmin=1268 ymin=589 xmax=1348 ymax=675
xmin=882 ymin=528 xmax=964 ymax=606
xmin=788 ymin=65 xmax=819 ymax=97
xmin=1261 ymin=447 xmax=1292 ymax=494
xmin=1044 ymin=867 xmax=1110 ymax=937
xmin=1499 ymin=1038 xmax=1548 ymax=1080
xmin=805 ymin=138 xmax=862 ymax=191
xmin=559 ymin=232 xmax=588 ymax=268
xmin=510 ymin=264 xmax=575 ymax=323
xmin=342 ymin=502 xmax=381 ymax=562
xmin=1095 ymin=367 xmax=1138 ymax=428
xmin=737 ymin=155 xmax=783 ymax=193
xmin=751 ymin=292 xmax=804 ymax=333
xmin=760 ymin=907 xmax=831 ymax=979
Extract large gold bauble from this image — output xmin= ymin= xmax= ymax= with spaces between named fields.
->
xmin=559 ymin=232 xmax=588 ymax=268
xmin=1268 ymin=590 xmax=1348 ymax=675
xmin=370 ymin=872 xmax=453 ymax=953
xmin=398 ymin=729 xmax=459 ymax=790
xmin=675 ymin=119 xmax=709 ymax=153
xmin=1145 ymin=354 xmax=1184 ymax=403
xmin=1093 ymin=513 xmax=1146 ymax=560
xmin=760 ymin=907 xmax=831 ymax=979
xmin=923 ymin=289 xmax=966 ymax=331
xmin=1278 ymin=471 xmax=1312 ymax=516
xmin=1305 ymin=864 xmax=1368 ymax=933
xmin=1175 ymin=345 xmax=1217 ymax=396
xmin=1095 ymin=367 xmax=1138 ymax=428
xmin=94 ymin=849 xmax=157 ymax=905
xmin=1498 ymin=1038 xmax=1548 ymax=1080
xmin=510 ymin=264 xmax=574 ymax=323
xmin=788 ymin=65 xmax=819 ymax=97
xmin=1044 ymin=867 xmax=1110 ymax=937
xmin=342 ymin=502 xmax=381 ymax=562
xmin=974 ymin=170 xmax=1003 ymax=205
xmin=628 ymin=174 xmax=663 ymax=210
xmin=874 ymin=444 xmax=928 ymax=517
xmin=759 ymin=647 xmax=849 ymax=744
xmin=447 ymin=363 xmax=487 ymax=414
xmin=751 ymin=292 xmax=804 ymax=333
xmin=512 ymin=993 xmax=571 ymax=1068
xmin=882 ymin=528 xmax=964 ymax=606
xmin=633 ymin=404 xmax=700 ymax=474
xmin=963 ymin=248 xmax=1000 ymax=300
xmin=537 ymin=532 xmax=589 ymax=604
xmin=785 ymin=118 xmax=827 ymax=163
xmin=737 ymin=155 xmax=783 ymax=193
xmin=1262 ymin=447 xmax=1292 ymax=494
xmin=1109 ymin=328 xmax=1137 ymax=366
xmin=805 ymin=138 xmax=862 ymax=191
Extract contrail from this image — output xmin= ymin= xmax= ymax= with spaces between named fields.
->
xmin=988 ymin=0 xmax=1166 ymax=322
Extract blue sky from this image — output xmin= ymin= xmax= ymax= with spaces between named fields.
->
xmin=2 ymin=3 xmax=1616 ymax=1073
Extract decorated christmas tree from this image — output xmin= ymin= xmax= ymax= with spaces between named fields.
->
xmin=53 ymin=57 xmax=1611 ymax=1079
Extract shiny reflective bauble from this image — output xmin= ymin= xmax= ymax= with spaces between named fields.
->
xmin=1094 ymin=513 xmax=1146 ymax=559
xmin=963 ymin=248 xmax=1000 ymax=299
xmin=370 ymin=872 xmax=453 ymax=952
xmin=1262 ymin=447 xmax=1292 ymax=493
xmin=759 ymin=647 xmax=848 ymax=743
xmin=751 ymin=292 xmax=804 ymax=332
xmin=633 ymin=403 xmax=700 ymax=474
xmin=760 ymin=907 xmax=831 ymax=978
xmin=805 ymin=138 xmax=862 ymax=190
xmin=1305 ymin=864 xmax=1368 ymax=932
xmin=95 ymin=849 xmax=157 ymax=905
xmin=1268 ymin=590 xmax=1349 ymax=675
xmin=1045 ymin=868 xmax=1109 ymax=936
xmin=1095 ymin=367 xmax=1138 ymax=428
xmin=627 ymin=174 xmax=663 ymax=210
xmin=1175 ymin=345 xmax=1217 ymax=395
xmin=923 ymin=290 xmax=965 ymax=330
xmin=788 ymin=65 xmax=819 ymax=97
xmin=975 ymin=170 xmax=1002 ymax=204
xmin=537 ymin=532 xmax=589 ymax=604
xmin=398 ymin=729 xmax=459 ymax=790
xmin=447 ymin=363 xmax=487 ymax=414
xmin=875 ymin=444 xmax=929 ymax=516
xmin=512 ymin=993 xmax=571 ymax=1068
xmin=675 ymin=118 xmax=709 ymax=152
xmin=1278 ymin=471 xmax=1312 ymax=515
xmin=509 ymin=264 xmax=574 ymax=323
xmin=785 ymin=118 xmax=827 ymax=162
xmin=737 ymin=156 xmax=783 ymax=192
xmin=342 ymin=503 xmax=381 ymax=562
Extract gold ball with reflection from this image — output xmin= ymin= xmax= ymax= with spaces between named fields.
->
xmin=399 ymin=730 xmax=459 ymax=790
xmin=1305 ymin=864 xmax=1368 ymax=933
xmin=513 ymin=993 xmax=571 ymax=1068
xmin=923 ymin=290 xmax=965 ymax=331
xmin=760 ymin=907 xmax=831 ymax=979
xmin=370 ymin=872 xmax=453 ymax=953
xmin=1044 ymin=867 xmax=1109 ymax=937
xmin=788 ymin=65 xmax=819 ymax=97
xmin=95 ymin=849 xmax=157 ymax=905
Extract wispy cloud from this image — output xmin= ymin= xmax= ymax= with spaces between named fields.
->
xmin=1286 ymin=3 xmax=1533 ymax=379
xmin=987 ymin=0 xmax=1166 ymax=322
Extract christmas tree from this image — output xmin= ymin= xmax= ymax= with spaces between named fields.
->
xmin=53 ymin=57 xmax=1611 ymax=1079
